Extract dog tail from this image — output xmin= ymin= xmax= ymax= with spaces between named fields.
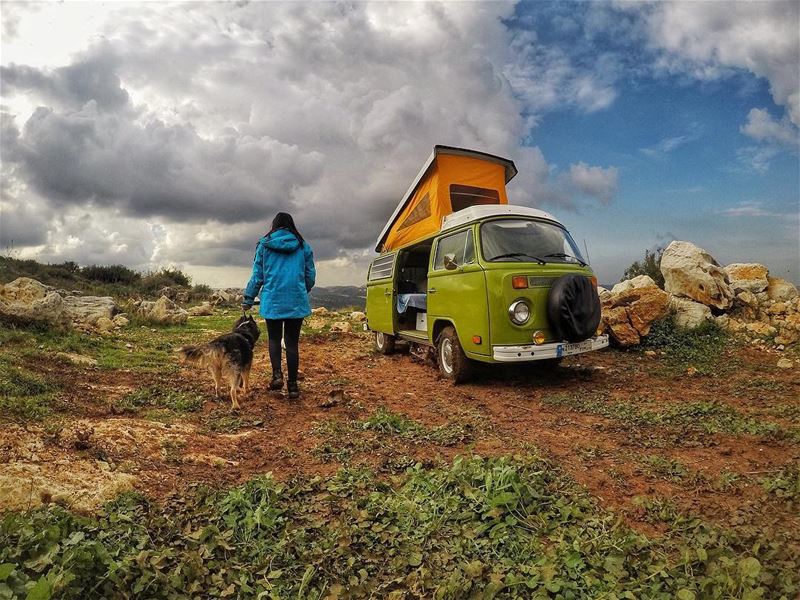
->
xmin=177 ymin=343 xmax=227 ymax=371
xmin=177 ymin=344 xmax=208 ymax=364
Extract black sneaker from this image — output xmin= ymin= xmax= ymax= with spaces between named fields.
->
xmin=287 ymin=381 xmax=300 ymax=399
xmin=269 ymin=374 xmax=284 ymax=391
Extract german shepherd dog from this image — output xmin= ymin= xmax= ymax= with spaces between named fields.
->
xmin=177 ymin=315 xmax=261 ymax=409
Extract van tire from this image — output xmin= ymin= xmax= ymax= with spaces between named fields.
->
xmin=374 ymin=331 xmax=396 ymax=355
xmin=437 ymin=326 xmax=473 ymax=383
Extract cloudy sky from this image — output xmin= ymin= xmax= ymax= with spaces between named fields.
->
xmin=1 ymin=1 xmax=798 ymax=287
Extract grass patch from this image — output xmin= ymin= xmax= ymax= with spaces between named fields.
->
xmin=542 ymin=392 xmax=800 ymax=443
xmin=0 ymin=314 xmax=244 ymax=372
xmin=1 ymin=455 xmax=798 ymax=599
xmin=203 ymin=408 xmax=264 ymax=433
xmin=766 ymin=403 xmax=800 ymax=423
xmin=0 ymin=359 xmax=57 ymax=421
xmin=112 ymin=386 xmax=204 ymax=414
xmin=362 ymin=406 xmax=481 ymax=446
xmin=312 ymin=408 xmax=481 ymax=467
xmin=0 ymin=361 xmax=52 ymax=397
xmin=639 ymin=318 xmax=729 ymax=374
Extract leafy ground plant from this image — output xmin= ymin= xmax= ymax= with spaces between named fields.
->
xmin=1 ymin=455 xmax=798 ymax=599
xmin=760 ymin=465 xmax=800 ymax=500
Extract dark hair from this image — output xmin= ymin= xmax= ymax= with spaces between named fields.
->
xmin=268 ymin=212 xmax=304 ymax=244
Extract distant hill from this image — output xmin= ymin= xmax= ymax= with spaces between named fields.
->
xmin=309 ymin=286 xmax=366 ymax=310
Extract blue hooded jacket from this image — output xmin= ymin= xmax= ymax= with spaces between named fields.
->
xmin=243 ymin=229 xmax=316 ymax=320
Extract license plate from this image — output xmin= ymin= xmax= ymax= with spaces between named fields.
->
xmin=556 ymin=340 xmax=593 ymax=357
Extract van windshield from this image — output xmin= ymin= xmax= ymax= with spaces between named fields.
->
xmin=480 ymin=219 xmax=587 ymax=265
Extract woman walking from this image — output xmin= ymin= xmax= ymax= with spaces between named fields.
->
xmin=242 ymin=213 xmax=316 ymax=399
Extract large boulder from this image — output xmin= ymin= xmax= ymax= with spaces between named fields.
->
xmin=723 ymin=263 xmax=769 ymax=294
xmin=187 ymin=302 xmax=214 ymax=316
xmin=0 ymin=277 xmax=67 ymax=326
xmin=329 ymin=321 xmax=352 ymax=333
xmin=601 ymin=285 xmax=671 ymax=347
xmin=610 ymin=275 xmax=658 ymax=295
xmin=775 ymin=314 xmax=800 ymax=345
xmin=670 ymin=296 xmax=712 ymax=329
xmin=766 ymin=277 xmax=798 ymax=302
xmin=660 ymin=241 xmax=733 ymax=310
xmin=210 ymin=289 xmax=233 ymax=306
xmin=62 ymin=295 xmax=117 ymax=325
xmin=137 ymin=296 xmax=188 ymax=324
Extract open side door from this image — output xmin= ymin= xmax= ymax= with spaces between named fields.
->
xmin=365 ymin=252 xmax=398 ymax=334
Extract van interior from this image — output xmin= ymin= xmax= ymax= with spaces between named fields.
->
xmin=395 ymin=240 xmax=433 ymax=333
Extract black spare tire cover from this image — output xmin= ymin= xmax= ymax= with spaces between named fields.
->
xmin=547 ymin=274 xmax=602 ymax=343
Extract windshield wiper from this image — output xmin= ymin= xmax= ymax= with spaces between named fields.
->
xmin=542 ymin=252 xmax=587 ymax=267
xmin=488 ymin=252 xmax=546 ymax=265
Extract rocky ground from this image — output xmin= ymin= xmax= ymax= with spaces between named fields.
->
xmin=1 ymin=307 xmax=798 ymax=536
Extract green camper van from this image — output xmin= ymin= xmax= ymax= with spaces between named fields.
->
xmin=366 ymin=146 xmax=608 ymax=382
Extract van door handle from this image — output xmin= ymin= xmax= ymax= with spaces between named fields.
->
xmin=428 ymin=288 xmax=437 ymax=293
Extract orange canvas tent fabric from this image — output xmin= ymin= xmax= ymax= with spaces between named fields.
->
xmin=378 ymin=147 xmax=517 ymax=252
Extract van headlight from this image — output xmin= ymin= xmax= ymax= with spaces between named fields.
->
xmin=508 ymin=300 xmax=530 ymax=325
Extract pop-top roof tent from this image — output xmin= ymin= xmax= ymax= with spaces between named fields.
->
xmin=375 ymin=145 xmax=518 ymax=253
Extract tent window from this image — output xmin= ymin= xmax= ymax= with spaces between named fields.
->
xmin=398 ymin=194 xmax=431 ymax=230
xmin=450 ymin=184 xmax=500 ymax=212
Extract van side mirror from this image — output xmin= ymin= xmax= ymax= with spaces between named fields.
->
xmin=444 ymin=254 xmax=458 ymax=270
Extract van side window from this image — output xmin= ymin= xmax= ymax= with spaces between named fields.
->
xmin=368 ymin=253 xmax=396 ymax=281
xmin=433 ymin=229 xmax=474 ymax=270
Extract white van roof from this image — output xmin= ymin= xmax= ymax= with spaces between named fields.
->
xmin=441 ymin=205 xmax=564 ymax=232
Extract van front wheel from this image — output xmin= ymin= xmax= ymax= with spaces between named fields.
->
xmin=438 ymin=326 xmax=472 ymax=383
xmin=374 ymin=331 xmax=396 ymax=355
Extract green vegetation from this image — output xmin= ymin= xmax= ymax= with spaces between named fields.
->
xmin=760 ymin=466 xmax=800 ymax=500
xmin=139 ymin=267 xmax=192 ymax=293
xmin=1 ymin=313 xmax=238 ymax=373
xmin=0 ymin=256 xmax=204 ymax=300
xmin=313 ymin=410 xmax=476 ymax=466
xmin=1 ymin=455 xmax=797 ymax=599
xmin=313 ymin=407 xmax=482 ymax=464
xmin=0 ymin=358 xmax=57 ymax=421
xmin=541 ymin=392 xmax=800 ymax=443
xmin=639 ymin=318 xmax=730 ymax=374
xmin=80 ymin=264 xmax=141 ymax=285
xmin=621 ymin=246 xmax=664 ymax=288
xmin=640 ymin=455 xmax=691 ymax=481
xmin=362 ymin=406 xmax=479 ymax=445
xmin=112 ymin=387 xmax=204 ymax=415
xmin=203 ymin=409 xmax=264 ymax=433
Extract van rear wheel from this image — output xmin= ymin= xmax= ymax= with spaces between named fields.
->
xmin=437 ymin=326 xmax=472 ymax=383
xmin=374 ymin=331 xmax=396 ymax=355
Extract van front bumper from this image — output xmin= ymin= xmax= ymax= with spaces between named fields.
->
xmin=492 ymin=335 xmax=609 ymax=362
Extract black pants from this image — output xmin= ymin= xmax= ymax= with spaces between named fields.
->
xmin=265 ymin=318 xmax=303 ymax=382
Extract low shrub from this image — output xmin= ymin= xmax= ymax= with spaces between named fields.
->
xmin=81 ymin=264 xmax=141 ymax=285
xmin=140 ymin=268 xmax=192 ymax=293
